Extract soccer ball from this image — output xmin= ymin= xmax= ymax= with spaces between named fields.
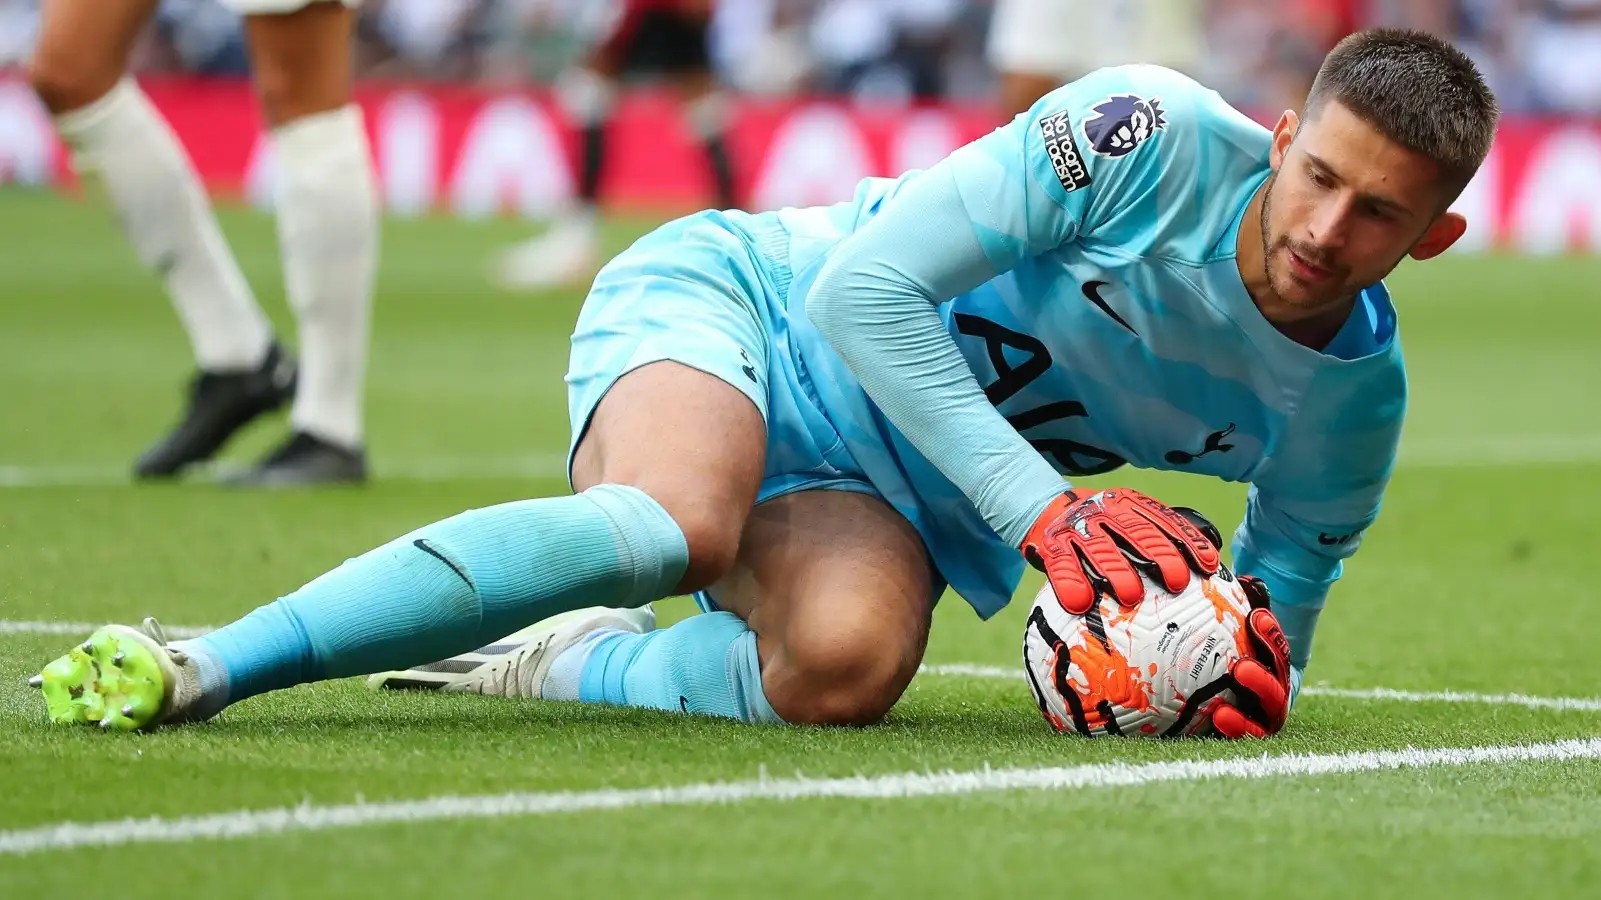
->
xmin=1022 ymin=555 xmax=1253 ymax=738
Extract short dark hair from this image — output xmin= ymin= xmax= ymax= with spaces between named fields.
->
xmin=1306 ymin=28 xmax=1499 ymax=200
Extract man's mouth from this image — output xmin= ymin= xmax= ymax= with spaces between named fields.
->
xmin=1286 ymin=247 xmax=1334 ymax=283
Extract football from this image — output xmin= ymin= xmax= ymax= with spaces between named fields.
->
xmin=1022 ymin=557 xmax=1254 ymax=739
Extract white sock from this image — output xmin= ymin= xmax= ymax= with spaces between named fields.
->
xmin=273 ymin=105 xmax=379 ymax=451
xmin=566 ymin=205 xmax=599 ymax=233
xmin=55 ymin=79 xmax=272 ymax=372
xmin=540 ymin=627 xmax=624 ymax=702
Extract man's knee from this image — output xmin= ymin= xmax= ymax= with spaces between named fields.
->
xmin=28 ymin=53 xmax=121 ymax=115
xmin=764 ymin=623 xmax=923 ymax=726
xmin=243 ymin=6 xmax=352 ymax=127
xmin=250 ymin=64 xmax=349 ymax=129
xmin=662 ymin=502 xmax=744 ymax=595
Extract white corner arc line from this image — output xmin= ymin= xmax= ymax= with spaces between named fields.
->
xmin=3 ymin=738 xmax=1600 ymax=857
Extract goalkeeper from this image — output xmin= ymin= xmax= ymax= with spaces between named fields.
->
xmin=34 ymin=30 xmax=1497 ymax=739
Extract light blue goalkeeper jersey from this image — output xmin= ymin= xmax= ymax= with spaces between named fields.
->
xmin=742 ymin=64 xmax=1405 ymax=673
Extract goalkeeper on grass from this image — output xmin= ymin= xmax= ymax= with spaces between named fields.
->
xmin=35 ymin=29 xmax=1497 ymax=739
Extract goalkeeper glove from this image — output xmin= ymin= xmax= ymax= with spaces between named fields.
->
xmin=1211 ymin=575 xmax=1294 ymax=739
xmin=1021 ymin=488 xmax=1221 ymax=615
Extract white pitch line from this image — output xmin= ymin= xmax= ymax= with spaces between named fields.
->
xmin=1298 ymin=686 xmax=1601 ymax=714
xmin=0 ymin=454 xmax=570 ymax=488
xmin=3 ymin=737 xmax=1599 ymax=857
xmin=5 ymin=630 xmax=1597 ymax=713
xmin=0 ymin=465 xmax=129 ymax=488
xmin=918 ymin=663 xmax=1601 ymax=712
xmin=0 ymin=620 xmax=214 ymax=639
xmin=921 ymin=663 xmax=1014 ymax=679
xmin=1398 ymin=434 xmax=1601 ymax=469
xmin=2 ymin=435 xmax=1601 ymax=487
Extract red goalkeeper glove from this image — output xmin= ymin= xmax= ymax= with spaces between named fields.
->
xmin=1021 ymin=489 xmax=1222 ymax=616
xmin=1211 ymin=575 xmax=1294 ymax=739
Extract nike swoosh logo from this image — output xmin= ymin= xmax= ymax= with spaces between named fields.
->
xmin=414 ymin=539 xmax=473 ymax=587
xmin=1081 ymin=281 xmax=1137 ymax=334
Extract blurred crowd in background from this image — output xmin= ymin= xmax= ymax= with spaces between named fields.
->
xmin=2 ymin=0 xmax=1599 ymax=114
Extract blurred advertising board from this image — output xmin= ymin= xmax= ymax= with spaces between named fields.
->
xmin=1 ymin=75 xmax=1597 ymax=253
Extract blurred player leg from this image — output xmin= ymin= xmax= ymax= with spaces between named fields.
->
xmin=497 ymin=1 xmax=734 ymax=290
xmin=677 ymin=72 xmax=737 ymax=211
xmin=223 ymin=0 xmax=378 ymax=486
xmin=491 ymin=63 xmax=615 ymax=291
xmin=659 ymin=0 xmax=735 ymax=209
xmin=492 ymin=42 xmax=619 ymax=292
xmin=989 ymin=0 xmax=1206 ymax=116
xmin=986 ymin=0 xmax=1077 ymax=115
xmin=27 ymin=0 xmax=290 ymax=479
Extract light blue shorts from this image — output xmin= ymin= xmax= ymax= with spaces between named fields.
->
xmin=565 ymin=211 xmax=885 ymax=613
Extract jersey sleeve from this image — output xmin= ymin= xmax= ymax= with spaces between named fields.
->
xmin=1229 ymin=364 xmax=1407 ymax=681
xmin=808 ymin=67 xmax=1202 ymax=546
xmin=945 ymin=66 xmax=1196 ymax=268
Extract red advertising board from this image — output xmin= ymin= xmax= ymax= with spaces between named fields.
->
xmin=1 ymin=75 xmax=1597 ymax=253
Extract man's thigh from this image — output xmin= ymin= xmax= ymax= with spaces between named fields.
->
xmin=28 ymin=0 xmax=158 ymax=114
xmin=703 ymin=487 xmax=939 ymax=725
xmin=567 ymin=213 xmax=782 ymax=593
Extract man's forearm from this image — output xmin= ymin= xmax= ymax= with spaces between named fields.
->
xmin=806 ymin=169 xmax=1066 ymax=545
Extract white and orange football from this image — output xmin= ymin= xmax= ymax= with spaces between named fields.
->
xmin=1022 ymin=556 xmax=1254 ymax=739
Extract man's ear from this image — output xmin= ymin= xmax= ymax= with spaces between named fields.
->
xmin=1410 ymin=212 xmax=1468 ymax=261
xmin=1269 ymin=110 xmax=1299 ymax=171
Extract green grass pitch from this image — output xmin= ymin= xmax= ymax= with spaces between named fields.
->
xmin=1 ymin=187 xmax=1600 ymax=897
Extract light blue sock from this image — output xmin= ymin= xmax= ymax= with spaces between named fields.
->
xmin=173 ymin=484 xmax=688 ymax=710
xmin=574 ymin=611 xmax=782 ymax=723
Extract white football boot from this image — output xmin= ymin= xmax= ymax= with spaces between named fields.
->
xmin=366 ymin=605 xmax=655 ymax=699
xmin=491 ymin=213 xmax=600 ymax=291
